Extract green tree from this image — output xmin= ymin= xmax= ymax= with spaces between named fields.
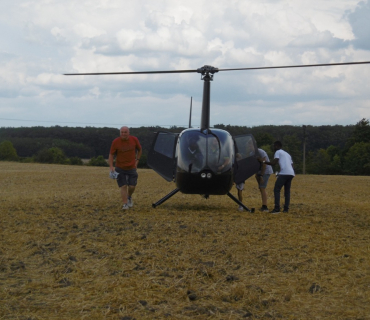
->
xmin=49 ymin=147 xmax=67 ymax=164
xmin=325 ymin=145 xmax=343 ymax=175
xmin=352 ymin=118 xmax=370 ymax=143
xmin=329 ymin=154 xmax=342 ymax=175
xmin=88 ymin=155 xmax=109 ymax=167
xmin=34 ymin=147 xmax=67 ymax=164
xmin=255 ymin=133 xmax=274 ymax=148
xmin=308 ymin=148 xmax=331 ymax=174
xmin=343 ymin=142 xmax=370 ymax=175
xmin=326 ymin=145 xmax=341 ymax=159
xmin=69 ymin=157 xmax=83 ymax=165
xmin=346 ymin=118 xmax=370 ymax=150
xmin=0 ymin=141 xmax=18 ymax=161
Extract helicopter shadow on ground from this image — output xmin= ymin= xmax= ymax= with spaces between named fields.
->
xmin=153 ymin=197 xmax=241 ymax=212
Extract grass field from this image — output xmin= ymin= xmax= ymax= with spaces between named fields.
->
xmin=1 ymin=162 xmax=370 ymax=319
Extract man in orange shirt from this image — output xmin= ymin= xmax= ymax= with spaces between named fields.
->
xmin=109 ymin=126 xmax=142 ymax=210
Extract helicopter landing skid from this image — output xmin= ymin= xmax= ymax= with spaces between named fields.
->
xmin=152 ymin=188 xmax=180 ymax=208
xmin=227 ymin=192 xmax=255 ymax=213
xmin=152 ymin=188 xmax=254 ymax=212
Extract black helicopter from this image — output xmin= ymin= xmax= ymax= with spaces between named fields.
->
xmin=65 ymin=61 xmax=370 ymax=211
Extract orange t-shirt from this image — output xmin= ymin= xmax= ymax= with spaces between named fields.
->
xmin=110 ymin=136 xmax=142 ymax=170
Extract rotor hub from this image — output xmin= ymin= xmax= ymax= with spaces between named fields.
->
xmin=197 ymin=65 xmax=219 ymax=81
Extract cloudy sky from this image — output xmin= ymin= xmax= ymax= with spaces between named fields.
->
xmin=1 ymin=0 xmax=370 ymax=129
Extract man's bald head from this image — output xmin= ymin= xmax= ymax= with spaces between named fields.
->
xmin=120 ymin=126 xmax=130 ymax=140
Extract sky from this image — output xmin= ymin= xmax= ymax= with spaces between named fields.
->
xmin=0 ymin=0 xmax=370 ymax=129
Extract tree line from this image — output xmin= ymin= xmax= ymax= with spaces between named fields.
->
xmin=1 ymin=119 xmax=369 ymax=175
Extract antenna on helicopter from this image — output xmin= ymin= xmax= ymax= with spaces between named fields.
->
xmin=189 ymin=97 xmax=192 ymax=128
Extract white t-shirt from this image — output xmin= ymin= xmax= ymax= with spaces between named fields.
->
xmin=258 ymin=149 xmax=273 ymax=174
xmin=274 ymin=149 xmax=295 ymax=176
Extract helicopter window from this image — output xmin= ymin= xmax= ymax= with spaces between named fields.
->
xmin=177 ymin=131 xmax=206 ymax=173
xmin=208 ymin=132 xmax=233 ymax=172
xmin=234 ymin=135 xmax=256 ymax=160
xmin=177 ymin=130 xmax=234 ymax=173
xmin=154 ymin=132 xmax=176 ymax=159
xmin=207 ymin=136 xmax=221 ymax=169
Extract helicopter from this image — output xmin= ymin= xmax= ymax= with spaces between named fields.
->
xmin=65 ymin=61 xmax=370 ymax=211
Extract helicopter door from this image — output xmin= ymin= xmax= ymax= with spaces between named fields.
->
xmin=147 ymin=131 xmax=178 ymax=182
xmin=233 ymin=134 xmax=260 ymax=184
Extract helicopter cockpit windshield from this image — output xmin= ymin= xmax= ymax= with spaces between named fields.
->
xmin=177 ymin=129 xmax=234 ymax=174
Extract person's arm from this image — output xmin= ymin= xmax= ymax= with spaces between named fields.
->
xmin=135 ymin=148 xmax=142 ymax=168
xmin=109 ymin=153 xmax=115 ymax=171
xmin=255 ymin=157 xmax=266 ymax=183
xmin=258 ymin=157 xmax=267 ymax=175
xmin=218 ymin=157 xmax=230 ymax=170
xmin=263 ymin=158 xmax=279 ymax=166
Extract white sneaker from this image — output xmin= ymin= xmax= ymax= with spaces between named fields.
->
xmin=122 ymin=204 xmax=129 ymax=210
xmin=238 ymin=206 xmax=244 ymax=212
xmin=127 ymin=197 xmax=133 ymax=208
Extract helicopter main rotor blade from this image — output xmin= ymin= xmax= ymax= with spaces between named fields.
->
xmin=218 ymin=61 xmax=370 ymax=72
xmin=64 ymin=69 xmax=198 ymax=76
xmin=64 ymin=61 xmax=370 ymax=76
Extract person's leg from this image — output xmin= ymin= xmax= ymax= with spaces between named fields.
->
xmin=260 ymin=188 xmax=267 ymax=206
xmin=258 ymin=174 xmax=270 ymax=210
xmin=127 ymin=169 xmax=138 ymax=207
xmin=116 ymin=168 xmax=129 ymax=208
xmin=273 ymin=176 xmax=285 ymax=211
xmin=258 ymin=188 xmax=269 ymax=212
xmin=128 ymin=185 xmax=136 ymax=198
xmin=236 ymin=182 xmax=244 ymax=202
xmin=283 ymin=176 xmax=294 ymax=212
xmin=238 ymin=189 xmax=243 ymax=202
xmin=120 ymin=185 xmax=129 ymax=204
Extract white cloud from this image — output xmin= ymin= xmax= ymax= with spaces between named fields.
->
xmin=0 ymin=0 xmax=369 ymax=129
xmin=347 ymin=0 xmax=370 ymax=50
xmin=73 ymin=23 xmax=106 ymax=39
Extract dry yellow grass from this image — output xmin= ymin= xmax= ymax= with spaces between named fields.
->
xmin=1 ymin=162 xmax=370 ymax=319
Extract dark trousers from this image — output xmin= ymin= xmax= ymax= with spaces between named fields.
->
xmin=274 ymin=175 xmax=294 ymax=211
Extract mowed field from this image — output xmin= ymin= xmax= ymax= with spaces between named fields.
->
xmin=1 ymin=162 xmax=370 ymax=320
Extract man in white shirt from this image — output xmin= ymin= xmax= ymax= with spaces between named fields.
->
xmin=262 ymin=141 xmax=295 ymax=214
